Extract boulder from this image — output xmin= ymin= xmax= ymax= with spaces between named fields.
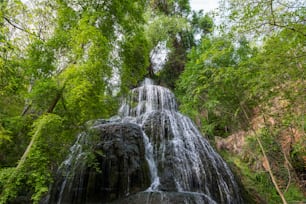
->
xmin=46 ymin=123 xmax=150 ymax=204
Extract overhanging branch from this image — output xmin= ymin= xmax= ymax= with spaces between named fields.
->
xmin=3 ymin=16 xmax=42 ymax=39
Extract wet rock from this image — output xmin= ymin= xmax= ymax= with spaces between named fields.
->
xmin=142 ymin=111 xmax=174 ymax=145
xmin=46 ymin=123 xmax=150 ymax=204
xmin=45 ymin=79 xmax=244 ymax=204
xmin=108 ymin=191 xmax=217 ymax=204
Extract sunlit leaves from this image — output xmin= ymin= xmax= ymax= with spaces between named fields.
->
xmin=28 ymin=79 xmax=60 ymax=112
xmin=120 ymin=30 xmax=150 ymax=92
xmin=146 ymin=13 xmax=189 ymax=48
xmin=0 ymin=113 xmax=65 ymax=204
xmin=0 ymin=125 xmax=11 ymax=145
xmin=0 ymin=0 xmax=147 ymax=202
xmin=191 ymin=10 xmax=214 ymax=37
xmin=25 ymin=40 xmax=55 ymax=78
xmin=219 ymin=0 xmax=306 ymax=38
xmin=176 ymin=35 xmax=257 ymax=136
xmin=149 ymin=0 xmax=190 ymax=16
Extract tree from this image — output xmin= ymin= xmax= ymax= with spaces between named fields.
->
xmin=0 ymin=0 xmax=148 ymax=203
xmin=149 ymin=0 xmax=191 ymax=16
xmin=176 ymin=35 xmax=257 ymax=136
xmin=144 ymin=2 xmax=213 ymax=88
xmin=219 ymin=0 xmax=306 ymax=37
xmin=177 ymin=1 xmax=305 ymax=201
xmin=120 ymin=29 xmax=150 ymax=92
xmin=144 ymin=12 xmax=190 ymax=82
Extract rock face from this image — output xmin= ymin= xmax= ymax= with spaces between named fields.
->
xmin=46 ymin=122 xmax=150 ymax=204
xmin=109 ymin=191 xmax=218 ymax=204
xmin=44 ymin=78 xmax=244 ymax=204
xmin=215 ymin=131 xmax=246 ymax=155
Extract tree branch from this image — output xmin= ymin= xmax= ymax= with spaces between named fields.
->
xmin=3 ymin=16 xmax=42 ymax=39
xmin=270 ymin=0 xmax=276 ymax=25
xmin=241 ymin=105 xmax=288 ymax=204
xmin=269 ymin=21 xmax=306 ymax=37
xmin=268 ymin=0 xmax=306 ymax=37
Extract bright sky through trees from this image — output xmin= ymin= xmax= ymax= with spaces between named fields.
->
xmin=190 ymin=0 xmax=219 ymax=12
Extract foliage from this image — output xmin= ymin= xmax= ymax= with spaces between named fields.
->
xmin=219 ymin=0 xmax=306 ymax=38
xmin=25 ymin=39 xmax=55 ymax=79
xmin=176 ymin=35 xmax=257 ymax=136
xmin=228 ymin=156 xmax=281 ymax=203
xmin=0 ymin=125 xmax=11 ymax=144
xmin=0 ymin=114 xmax=68 ymax=204
xmin=0 ymin=0 xmax=305 ymax=203
xmin=28 ymin=79 xmax=60 ymax=112
xmin=144 ymin=5 xmax=214 ymax=88
xmin=144 ymin=12 xmax=190 ymax=87
xmin=0 ymin=0 xmax=148 ymax=202
xmin=0 ymin=115 xmax=33 ymax=166
xmin=176 ymin=1 xmax=305 ymax=202
xmin=223 ymin=143 xmax=305 ymax=204
xmin=149 ymin=0 xmax=191 ymax=16
xmin=190 ymin=10 xmax=214 ymax=37
xmin=120 ymin=29 xmax=150 ymax=93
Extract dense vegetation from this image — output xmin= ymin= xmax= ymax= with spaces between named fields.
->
xmin=177 ymin=0 xmax=305 ymax=203
xmin=0 ymin=0 xmax=305 ymax=203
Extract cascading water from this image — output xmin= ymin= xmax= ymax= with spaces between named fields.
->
xmin=44 ymin=78 xmax=244 ymax=204
xmin=118 ymin=78 xmax=243 ymax=203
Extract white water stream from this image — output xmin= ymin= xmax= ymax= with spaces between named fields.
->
xmin=117 ymin=78 xmax=242 ymax=203
xmin=50 ymin=78 xmax=243 ymax=204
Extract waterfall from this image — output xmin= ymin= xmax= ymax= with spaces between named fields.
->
xmin=45 ymin=78 xmax=243 ymax=204
xmin=118 ymin=79 xmax=242 ymax=203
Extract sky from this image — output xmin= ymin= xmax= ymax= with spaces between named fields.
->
xmin=189 ymin=0 xmax=219 ymax=12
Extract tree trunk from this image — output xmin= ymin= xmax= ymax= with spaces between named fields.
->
xmin=47 ymin=92 xmax=62 ymax=113
xmin=17 ymin=85 xmax=65 ymax=169
xmin=240 ymin=105 xmax=288 ymax=204
xmin=254 ymin=135 xmax=288 ymax=204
